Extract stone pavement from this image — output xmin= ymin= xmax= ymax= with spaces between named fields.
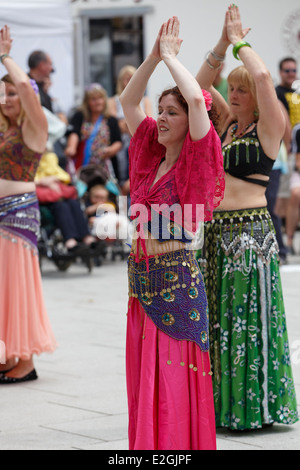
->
xmin=0 ymin=250 xmax=299 ymax=451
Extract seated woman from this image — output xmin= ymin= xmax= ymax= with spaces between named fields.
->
xmin=65 ymin=83 xmax=122 ymax=185
xmin=35 ymin=151 xmax=97 ymax=254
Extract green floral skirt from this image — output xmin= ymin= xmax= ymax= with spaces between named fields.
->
xmin=196 ymin=207 xmax=298 ymax=430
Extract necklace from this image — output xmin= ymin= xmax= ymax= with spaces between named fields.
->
xmin=231 ymin=121 xmax=255 ymax=142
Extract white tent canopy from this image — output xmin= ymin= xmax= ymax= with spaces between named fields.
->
xmin=0 ymin=0 xmax=74 ymax=114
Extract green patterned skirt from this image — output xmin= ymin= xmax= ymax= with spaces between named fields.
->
xmin=196 ymin=207 xmax=298 ymax=430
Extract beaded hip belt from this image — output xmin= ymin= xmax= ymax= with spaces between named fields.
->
xmin=202 ymin=207 xmax=278 ymax=270
xmin=0 ymin=192 xmax=40 ymax=250
xmin=128 ymin=248 xmax=209 ymax=351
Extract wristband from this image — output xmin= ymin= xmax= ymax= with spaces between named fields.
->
xmin=0 ymin=53 xmax=10 ymax=63
xmin=210 ymin=49 xmax=225 ymax=62
xmin=232 ymin=41 xmax=251 ymax=60
xmin=206 ymin=53 xmax=222 ymax=70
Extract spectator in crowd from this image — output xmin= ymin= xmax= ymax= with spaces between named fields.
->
xmin=28 ymin=50 xmax=55 ymax=112
xmin=275 ymin=57 xmax=300 ymax=243
xmin=276 ymin=57 xmax=300 ymax=130
xmin=65 ymin=83 xmax=122 ymax=185
xmin=265 ymin=101 xmax=290 ymax=263
xmin=285 ymin=122 xmax=300 ymax=253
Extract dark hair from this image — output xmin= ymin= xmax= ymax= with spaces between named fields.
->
xmin=279 ymin=57 xmax=297 ymax=70
xmin=28 ymin=50 xmax=48 ymax=69
xmin=158 ymin=86 xmax=220 ymax=134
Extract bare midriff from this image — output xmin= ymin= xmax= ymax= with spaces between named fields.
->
xmin=131 ymin=230 xmax=187 ymax=260
xmin=217 ymin=173 xmax=268 ymax=211
xmin=0 ymin=178 xmax=36 ymax=199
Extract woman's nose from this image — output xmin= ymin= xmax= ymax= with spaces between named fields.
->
xmin=159 ymin=111 xmax=167 ymax=120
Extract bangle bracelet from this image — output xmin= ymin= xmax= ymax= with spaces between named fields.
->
xmin=232 ymin=41 xmax=251 ymax=60
xmin=206 ymin=53 xmax=221 ymax=70
xmin=0 ymin=53 xmax=10 ymax=63
xmin=210 ymin=49 xmax=225 ymax=62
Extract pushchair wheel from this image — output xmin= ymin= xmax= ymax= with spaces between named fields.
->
xmin=53 ymin=258 xmax=73 ymax=272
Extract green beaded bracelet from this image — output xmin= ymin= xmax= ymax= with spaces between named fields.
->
xmin=232 ymin=41 xmax=251 ymax=60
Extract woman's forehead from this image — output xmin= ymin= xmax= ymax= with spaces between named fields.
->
xmin=158 ymin=94 xmax=179 ymax=107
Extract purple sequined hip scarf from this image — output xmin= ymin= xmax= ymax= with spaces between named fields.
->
xmin=0 ymin=192 xmax=40 ymax=252
xmin=128 ymin=248 xmax=209 ymax=352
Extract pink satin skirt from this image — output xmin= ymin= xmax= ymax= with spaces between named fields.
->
xmin=126 ymin=298 xmax=216 ymax=450
xmin=0 ymin=229 xmax=57 ymax=361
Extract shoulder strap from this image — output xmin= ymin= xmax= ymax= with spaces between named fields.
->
xmin=83 ymin=115 xmax=104 ymax=166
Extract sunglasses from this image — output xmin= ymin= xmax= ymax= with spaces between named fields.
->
xmin=283 ymin=69 xmax=297 ymax=73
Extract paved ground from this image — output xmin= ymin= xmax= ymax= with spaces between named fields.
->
xmin=0 ymin=246 xmax=300 ymax=451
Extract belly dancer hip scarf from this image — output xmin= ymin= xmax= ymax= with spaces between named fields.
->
xmin=0 ymin=192 xmax=40 ymax=253
xmin=128 ymin=248 xmax=209 ymax=352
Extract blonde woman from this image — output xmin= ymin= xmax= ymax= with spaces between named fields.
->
xmin=0 ymin=26 xmax=57 ymax=383
xmin=65 ymin=83 xmax=122 ymax=184
xmin=196 ymin=5 xmax=298 ymax=430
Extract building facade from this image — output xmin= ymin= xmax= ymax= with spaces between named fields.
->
xmin=0 ymin=0 xmax=299 ymax=114
xmin=71 ymin=0 xmax=300 ymax=113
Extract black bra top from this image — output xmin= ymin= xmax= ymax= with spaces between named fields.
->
xmin=221 ymin=123 xmax=275 ymax=187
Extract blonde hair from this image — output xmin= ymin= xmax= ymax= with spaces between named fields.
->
xmin=116 ymin=65 xmax=136 ymax=96
xmin=80 ymin=85 xmax=110 ymax=121
xmin=0 ymin=74 xmax=26 ymax=132
xmin=227 ymin=66 xmax=259 ymax=116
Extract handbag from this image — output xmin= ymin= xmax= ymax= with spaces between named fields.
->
xmin=36 ymin=182 xmax=78 ymax=204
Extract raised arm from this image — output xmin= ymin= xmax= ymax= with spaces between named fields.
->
xmin=119 ymin=25 xmax=163 ymax=136
xmin=195 ymin=8 xmax=250 ymax=133
xmin=160 ymin=17 xmax=210 ymax=141
xmin=0 ymin=26 xmax=47 ymax=150
xmin=226 ymin=6 xmax=285 ymax=153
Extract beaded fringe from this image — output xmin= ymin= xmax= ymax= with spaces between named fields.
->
xmin=223 ymin=137 xmax=260 ymax=170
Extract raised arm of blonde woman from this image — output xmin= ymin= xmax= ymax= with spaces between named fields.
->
xmin=195 ymin=6 xmax=250 ymax=134
xmin=226 ymin=5 xmax=285 ymax=157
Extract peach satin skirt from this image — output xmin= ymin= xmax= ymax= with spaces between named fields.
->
xmin=0 ymin=193 xmax=57 ymax=361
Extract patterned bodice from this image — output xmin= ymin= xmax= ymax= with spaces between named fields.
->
xmin=0 ymin=126 xmax=42 ymax=182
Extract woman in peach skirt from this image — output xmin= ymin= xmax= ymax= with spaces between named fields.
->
xmin=0 ymin=26 xmax=57 ymax=384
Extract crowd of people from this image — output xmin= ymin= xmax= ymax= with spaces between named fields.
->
xmin=0 ymin=3 xmax=299 ymax=451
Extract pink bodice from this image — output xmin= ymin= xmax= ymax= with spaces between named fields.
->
xmin=129 ymin=117 xmax=225 ymax=233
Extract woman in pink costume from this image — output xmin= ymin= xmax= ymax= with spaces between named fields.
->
xmin=0 ymin=26 xmax=57 ymax=383
xmin=120 ymin=17 xmax=225 ymax=450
